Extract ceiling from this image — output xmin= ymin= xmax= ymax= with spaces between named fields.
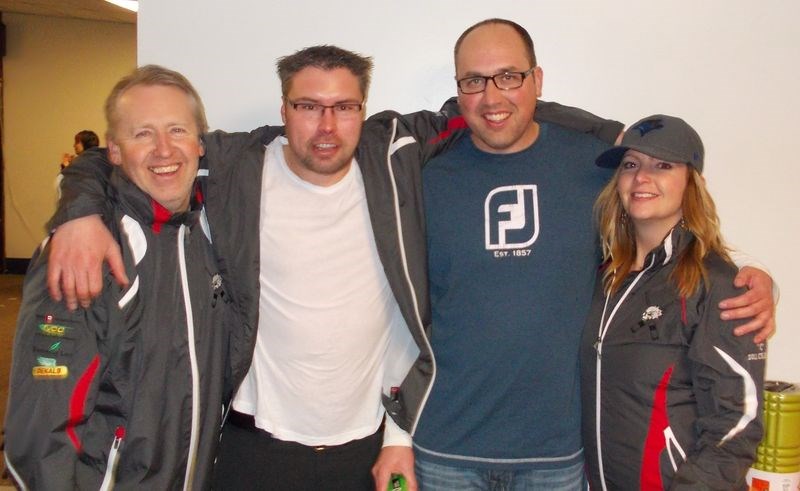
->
xmin=0 ymin=0 xmax=136 ymax=24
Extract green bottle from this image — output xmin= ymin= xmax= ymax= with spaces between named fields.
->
xmin=388 ymin=474 xmax=408 ymax=491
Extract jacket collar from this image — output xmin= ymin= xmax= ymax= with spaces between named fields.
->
xmin=641 ymin=224 xmax=695 ymax=268
xmin=110 ymin=168 xmax=203 ymax=234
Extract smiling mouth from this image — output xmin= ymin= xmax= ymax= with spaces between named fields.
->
xmin=632 ymin=192 xmax=658 ymax=198
xmin=484 ymin=112 xmax=511 ymax=123
xmin=150 ymin=164 xmax=180 ymax=175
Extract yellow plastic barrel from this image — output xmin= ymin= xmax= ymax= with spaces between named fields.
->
xmin=747 ymin=381 xmax=800 ymax=490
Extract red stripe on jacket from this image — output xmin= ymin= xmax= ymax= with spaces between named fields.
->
xmin=640 ymin=365 xmax=674 ymax=490
xmin=429 ymin=116 xmax=469 ymax=144
xmin=67 ymin=354 xmax=101 ymax=452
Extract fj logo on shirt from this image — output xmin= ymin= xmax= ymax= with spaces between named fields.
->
xmin=485 ymin=185 xmax=539 ymax=251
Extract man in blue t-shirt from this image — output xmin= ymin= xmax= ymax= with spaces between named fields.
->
xmin=412 ymin=18 xmax=774 ymax=490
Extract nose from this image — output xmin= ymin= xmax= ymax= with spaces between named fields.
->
xmin=481 ymin=79 xmax=505 ymax=104
xmin=633 ymin=165 xmax=654 ymax=183
xmin=317 ymin=107 xmax=337 ymax=133
xmin=154 ymin=131 xmax=174 ymax=158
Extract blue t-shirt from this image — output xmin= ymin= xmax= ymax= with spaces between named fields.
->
xmin=414 ymin=122 xmax=613 ymax=470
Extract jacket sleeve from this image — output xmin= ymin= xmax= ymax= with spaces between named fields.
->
xmin=49 ymin=125 xmax=284 ymax=232
xmin=201 ymin=125 xmax=283 ymax=173
xmin=48 ymin=148 xmax=114 ymax=230
xmin=383 ymin=96 xmax=623 ymax=155
xmin=199 ymin=125 xmax=284 ymax=217
xmin=670 ymin=266 xmax=766 ymax=490
xmin=377 ymin=97 xmax=624 ymax=161
xmin=535 ymin=99 xmax=624 ymax=145
xmin=4 ymin=245 xmax=109 ymax=490
xmin=367 ymin=101 xmax=462 ymax=165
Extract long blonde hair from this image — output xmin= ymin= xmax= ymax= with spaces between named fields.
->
xmin=594 ymin=167 xmax=730 ymax=297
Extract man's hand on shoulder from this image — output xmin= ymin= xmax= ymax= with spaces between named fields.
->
xmin=47 ymin=214 xmax=128 ymax=310
xmin=719 ymin=266 xmax=775 ymax=344
xmin=372 ymin=445 xmax=417 ymax=491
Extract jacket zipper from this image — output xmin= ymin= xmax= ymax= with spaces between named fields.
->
xmin=177 ymin=224 xmax=201 ymax=491
xmin=99 ymin=426 xmax=126 ymax=491
xmin=594 ymin=255 xmax=655 ymax=491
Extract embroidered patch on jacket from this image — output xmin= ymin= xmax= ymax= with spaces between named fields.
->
xmin=34 ymin=313 xmax=77 ymax=356
xmin=642 ymin=306 xmax=663 ymax=321
xmin=747 ymin=343 xmax=768 ymax=361
xmin=36 ymin=356 xmax=57 ymax=367
xmin=37 ymin=323 xmax=73 ymax=338
xmin=32 ymin=365 xmax=69 ymax=379
xmin=212 ymin=274 xmax=222 ymax=290
xmin=34 ymin=335 xmax=75 ymax=356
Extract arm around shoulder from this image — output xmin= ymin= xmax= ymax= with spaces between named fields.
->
xmin=721 ymin=246 xmax=777 ymax=342
xmin=50 ymin=147 xmax=114 ymax=230
xmin=535 ymin=99 xmax=624 ymax=145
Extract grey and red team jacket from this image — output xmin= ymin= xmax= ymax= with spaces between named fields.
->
xmin=581 ymin=227 xmax=766 ymax=490
xmin=46 ymin=101 xmax=623 ymax=440
xmin=5 ymin=166 xmax=233 ymax=490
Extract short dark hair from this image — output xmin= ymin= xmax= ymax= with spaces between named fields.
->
xmin=276 ymin=45 xmax=374 ymax=100
xmin=105 ymin=64 xmax=208 ymax=139
xmin=74 ymin=130 xmax=99 ymax=149
xmin=454 ymin=18 xmax=537 ymax=68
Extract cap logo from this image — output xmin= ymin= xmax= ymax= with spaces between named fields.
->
xmin=633 ymin=118 xmax=664 ymax=136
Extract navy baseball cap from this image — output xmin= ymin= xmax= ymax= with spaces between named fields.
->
xmin=596 ymin=114 xmax=705 ymax=173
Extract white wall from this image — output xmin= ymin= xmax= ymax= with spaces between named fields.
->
xmin=139 ymin=0 xmax=799 ymax=381
xmin=3 ymin=13 xmax=136 ymax=258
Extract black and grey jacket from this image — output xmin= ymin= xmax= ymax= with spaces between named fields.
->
xmin=202 ymin=109 xmax=458 ymax=435
xmin=580 ymin=227 xmax=766 ymax=490
xmin=5 ymin=168 xmax=232 ymax=490
xmin=45 ymin=101 xmax=623 ymax=437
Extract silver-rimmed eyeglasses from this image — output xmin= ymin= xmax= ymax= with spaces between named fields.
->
xmin=286 ymin=99 xmax=364 ymax=119
xmin=456 ymin=67 xmax=536 ymax=94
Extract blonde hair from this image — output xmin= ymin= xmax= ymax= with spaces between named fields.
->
xmin=105 ymin=64 xmax=208 ymax=139
xmin=594 ymin=166 xmax=731 ymax=297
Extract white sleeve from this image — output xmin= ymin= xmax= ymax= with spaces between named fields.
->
xmin=382 ymin=414 xmax=413 ymax=447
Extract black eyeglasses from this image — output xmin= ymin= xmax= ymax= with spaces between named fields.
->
xmin=286 ymin=99 xmax=364 ymax=119
xmin=456 ymin=67 xmax=536 ymax=94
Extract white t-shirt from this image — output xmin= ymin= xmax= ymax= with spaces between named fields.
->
xmin=232 ymin=137 xmax=407 ymax=446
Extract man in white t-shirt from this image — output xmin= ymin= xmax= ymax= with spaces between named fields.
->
xmin=212 ymin=49 xmax=415 ymax=489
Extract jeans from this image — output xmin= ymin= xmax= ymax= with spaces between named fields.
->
xmin=415 ymin=456 xmax=586 ymax=491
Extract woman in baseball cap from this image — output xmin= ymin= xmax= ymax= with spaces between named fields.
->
xmin=580 ymin=115 xmax=765 ymax=489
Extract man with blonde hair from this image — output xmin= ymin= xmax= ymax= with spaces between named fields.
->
xmin=5 ymin=65 xmax=234 ymax=490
